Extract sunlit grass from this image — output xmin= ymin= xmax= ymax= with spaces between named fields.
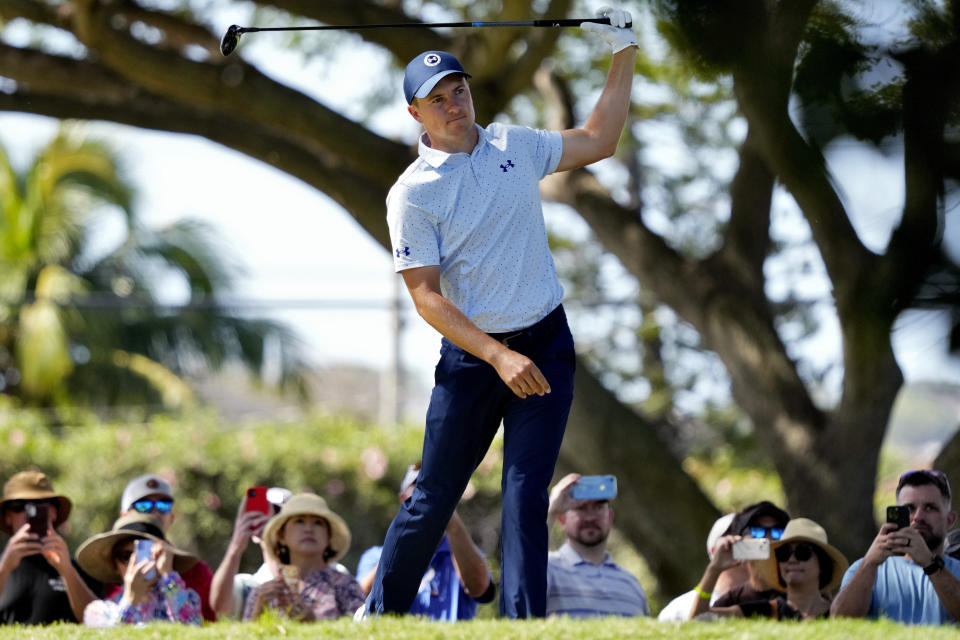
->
xmin=3 ymin=615 xmax=958 ymax=640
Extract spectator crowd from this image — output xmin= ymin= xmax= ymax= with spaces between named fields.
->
xmin=1 ymin=466 xmax=958 ymax=627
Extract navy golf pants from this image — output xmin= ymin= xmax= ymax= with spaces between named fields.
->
xmin=369 ymin=305 xmax=575 ymax=618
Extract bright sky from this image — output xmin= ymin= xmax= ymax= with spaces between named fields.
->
xmin=2 ymin=4 xmax=959 ymax=419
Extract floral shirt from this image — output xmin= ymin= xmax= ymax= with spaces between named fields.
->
xmin=243 ymin=566 xmax=365 ymax=621
xmin=83 ymin=573 xmax=202 ymax=627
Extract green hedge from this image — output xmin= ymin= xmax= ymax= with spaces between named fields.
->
xmin=0 ymin=408 xmax=504 ymax=575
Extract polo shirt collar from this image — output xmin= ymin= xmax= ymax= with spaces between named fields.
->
xmin=558 ymin=541 xmax=615 ymax=567
xmin=418 ymin=124 xmax=488 ymax=168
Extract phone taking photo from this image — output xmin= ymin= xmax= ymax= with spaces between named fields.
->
xmin=135 ymin=538 xmax=157 ymax=579
xmin=886 ymin=505 xmax=910 ymax=530
xmin=571 ymin=475 xmax=618 ymax=501
xmin=732 ymin=537 xmax=770 ymax=561
xmin=245 ymin=486 xmax=270 ymax=515
xmin=25 ymin=503 xmax=49 ymax=537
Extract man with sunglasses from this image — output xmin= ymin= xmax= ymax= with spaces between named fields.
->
xmin=110 ymin=474 xmax=217 ymax=621
xmin=832 ymin=469 xmax=960 ymax=624
xmin=689 ymin=500 xmax=790 ymax=618
xmin=0 ymin=469 xmax=101 ymax=624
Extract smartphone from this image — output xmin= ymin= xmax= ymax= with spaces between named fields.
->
xmin=25 ymin=503 xmax=49 ymax=537
xmin=732 ymin=537 xmax=770 ymax=561
xmin=572 ymin=475 xmax=618 ymax=501
xmin=135 ymin=538 xmax=157 ymax=579
xmin=245 ymin=486 xmax=270 ymax=515
xmin=280 ymin=564 xmax=299 ymax=591
xmin=886 ymin=505 xmax=910 ymax=530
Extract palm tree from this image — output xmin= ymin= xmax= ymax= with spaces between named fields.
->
xmin=0 ymin=123 xmax=307 ymax=409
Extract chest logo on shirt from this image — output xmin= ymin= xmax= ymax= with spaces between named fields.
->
xmin=395 ymin=246 xmax=410 ymax=258
xmin=500 ymin=160 xmax=515 ymax=173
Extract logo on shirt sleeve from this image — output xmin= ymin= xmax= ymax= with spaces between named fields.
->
xmin=395 ymin=246 xmax=411 ymax=258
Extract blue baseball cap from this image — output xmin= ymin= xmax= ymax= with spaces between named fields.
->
xmin=403 ymin=51 xmax=471 ymax=104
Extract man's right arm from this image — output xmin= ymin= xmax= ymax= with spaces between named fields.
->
xmin=830 ymin=560 xmax=876 ymax=618
xmin=831 ymin=525 xmax=895 ymax=618
xmin=401 ymin=266 xmax=551 ymax=398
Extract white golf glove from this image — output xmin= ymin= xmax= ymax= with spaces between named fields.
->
xmin=581 ymin=6 xmax=637 ymax=54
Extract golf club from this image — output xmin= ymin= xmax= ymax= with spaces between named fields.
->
xmin=220 ymin=17 xmax=630 ymax=56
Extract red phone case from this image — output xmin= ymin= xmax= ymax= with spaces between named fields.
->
xmin=245 ymin=486 xmax=270 ymax=515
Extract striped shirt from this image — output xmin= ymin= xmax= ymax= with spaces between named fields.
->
xmin=546 ymin=543 xmax=650 ymax=618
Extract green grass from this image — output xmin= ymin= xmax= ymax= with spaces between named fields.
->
xmin=2 ymin=616 xmax=958 ymax=639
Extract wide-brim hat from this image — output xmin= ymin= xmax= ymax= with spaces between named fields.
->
xmin=262 ymin=493 xmax=351 ymax=565
xmin=758 ymin=518 xmax=849 ymax=593
xmin=76 ymin=513 xmax=197 ymax=583
xmin=0 ymin=470 xmax=72 ymax=533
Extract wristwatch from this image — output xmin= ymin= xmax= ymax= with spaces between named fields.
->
xmin=923 ymin=555 xmax=945 ymax=576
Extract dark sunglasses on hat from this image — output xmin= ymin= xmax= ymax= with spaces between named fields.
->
xmin=748 ymin=525 xmax=784 ymax=540
xmin=4 ymin=499 xmax=57 ymax=513
xmin=775 ymin=542 xmax=816 ymax=563
xmin=132 ymin=499 xmax=173 ymax=514
xmin=897 ymin=469 xmax=951 ymax=500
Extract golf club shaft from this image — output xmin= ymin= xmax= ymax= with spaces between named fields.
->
xmin=220 ymin=17 xmax=628 ymax=55
xmin=238 ymin=17 xmax=622 ymax=34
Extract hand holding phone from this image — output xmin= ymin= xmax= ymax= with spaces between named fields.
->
xmin=571 ymin=475 xmax=618 ymax=501
xmin=732 ymin=537 xmax=770 ymax=561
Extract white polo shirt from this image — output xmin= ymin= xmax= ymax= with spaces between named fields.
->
xmin=386 ymin=122 xmax=564 ymax=333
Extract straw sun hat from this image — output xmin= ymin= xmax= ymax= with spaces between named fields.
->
xmin=262 ymin=493 xmax=351 ymax=565
xmin=76 ymin=513 xmax=198 ymax=583
xmin=0 ymin=470 xmax=72 ymax=534
xmin=758 ymin=517 xmax=849 ymax=593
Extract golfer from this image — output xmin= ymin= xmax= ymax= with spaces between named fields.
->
xmin=369 ymin=6 xmax=638 ymax=619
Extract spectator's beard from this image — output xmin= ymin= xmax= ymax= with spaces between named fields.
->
xmin=572 ymin=524 xmax=609 ymax=547
xmin=922 ymin=531 xmax=944 ymax=552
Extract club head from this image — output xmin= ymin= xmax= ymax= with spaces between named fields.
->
xmin=220 ymin=25 xmax=242 ymax=56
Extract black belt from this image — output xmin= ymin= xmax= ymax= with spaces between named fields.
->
xmin=487 ymin=305 xmax=567 ymax=350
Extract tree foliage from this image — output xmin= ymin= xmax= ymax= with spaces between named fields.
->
xmin=0 ymin=126 xmax=310 ymax=409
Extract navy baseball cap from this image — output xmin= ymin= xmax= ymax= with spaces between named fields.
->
xmin=403 ymin=51 xmax=471 ymax=104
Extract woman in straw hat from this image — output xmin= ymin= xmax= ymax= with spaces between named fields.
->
xmin=243 ymin=493 xmax=365 ymax=621
xmin=76 ymin=513 xmax=202 ymax=627
xmin=706 ymin=518 xmax=849 ymax=620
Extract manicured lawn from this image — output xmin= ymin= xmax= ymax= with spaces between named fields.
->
xmin=2 ymin=616 xmax=957 ymax=640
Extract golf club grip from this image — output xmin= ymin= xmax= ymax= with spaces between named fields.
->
xmin=237 ymin=17 xmax=630 ymax=34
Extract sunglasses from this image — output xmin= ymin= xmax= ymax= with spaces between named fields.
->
xmin=897 ymin=469 xmax=951 ymax=500
xmin=775 ymin=542 xmax=816 ymax=563
xmin=132 ymin=499 xmax=174 ymax=514
xmin=748 ymin=526 xmax=784 ymax=540
xmin=113 ymin=549 xmax=133 ymax=565
xmin=4 ymin=499 xmax=55 ymax=513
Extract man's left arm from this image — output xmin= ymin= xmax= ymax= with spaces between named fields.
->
xmin=445 ymin=512 xmax=492 ymax=600
xmin=899 ymin=527 xmax=960 ymax=619
xmin=556 ymin=8 xmax=638 ymax=172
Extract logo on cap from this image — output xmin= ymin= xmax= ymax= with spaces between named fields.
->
xmin=147 ymin=479 xmax=159 ymax=489
xmin=424 ymin=53 xmax=441 ymax=67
